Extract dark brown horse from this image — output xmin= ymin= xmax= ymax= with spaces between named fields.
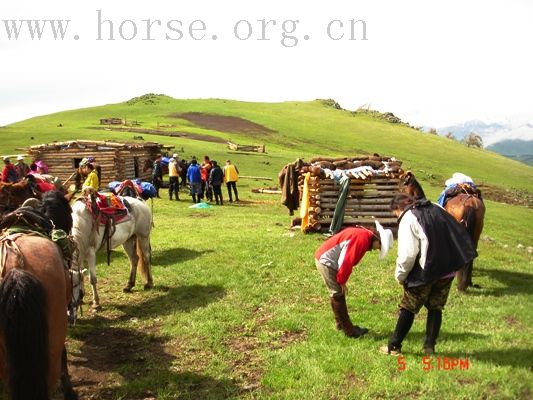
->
xmin=399 ymin=171 xmax=485 ymax=291
xmin=0 ymin=192 xmax=80 ymax=399
xmin=0 ymin=180 xmax=37 ymax=214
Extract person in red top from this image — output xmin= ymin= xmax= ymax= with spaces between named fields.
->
xmin=200 ymin=156 xmax=212 ymax=201
xmin=315 ymin=222 xmax=393 ymax=337
xmin=1 ymin=157 xmax=19 ymax=183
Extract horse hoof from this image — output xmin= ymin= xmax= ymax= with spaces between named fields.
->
xmin=472 ymin=284 xmax=482 ymax=289
xmin=123 ymin=286 xmax=133 ymax=293
xmin=144 ymin=283 xmax=153 ymax=290
xmin=91 ymin=304 xmax=102 ymax=311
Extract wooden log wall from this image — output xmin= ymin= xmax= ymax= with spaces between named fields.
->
xmin=298 ymin=156 xmax=403 ymax=233
xmin=28 ymin=147 xmax=161 ymax=188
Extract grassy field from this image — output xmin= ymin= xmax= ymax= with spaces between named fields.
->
xmin=0 ymin=95 xmax=532 ymax=399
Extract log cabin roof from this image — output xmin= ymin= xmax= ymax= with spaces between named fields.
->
xmin=24 ymin=140 xmax=173 ymax=152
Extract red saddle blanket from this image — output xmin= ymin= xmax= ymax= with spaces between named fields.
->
xmin=92 ymin=194 xmax=130 ymax=225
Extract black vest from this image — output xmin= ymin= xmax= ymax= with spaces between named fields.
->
xmin=399 ymin=200 xmax=477 ymax=288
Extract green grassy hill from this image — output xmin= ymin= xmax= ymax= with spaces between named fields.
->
xmin=1 ymin=94 xmax=532 ymax=399
xmin=2 ymin=94 xmax=532 ymax=198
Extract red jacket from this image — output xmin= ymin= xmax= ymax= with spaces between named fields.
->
xmin=2 ymin=164 xmax=18 ymax=183
xmin=315 ymin=227 xmax=373 ymax=285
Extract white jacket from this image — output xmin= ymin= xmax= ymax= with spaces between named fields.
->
xmin=395 ymin=210 xmax=428 ymax=283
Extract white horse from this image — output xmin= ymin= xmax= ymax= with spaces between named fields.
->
xmin=71 ymin=195 xmax=153 ymax=309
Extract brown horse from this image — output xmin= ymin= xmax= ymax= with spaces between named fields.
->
xmin=399 ymin=171 xmax=485 ymax=291
xmin=443 ymin=191 xmax=485 ymax=291
xmin=0 ymin=194 xmax=80 ymax=399
xmin=0 ymin=180 xmax=37 ymax=214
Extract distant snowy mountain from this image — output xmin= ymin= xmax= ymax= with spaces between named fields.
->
xmin=438 ymin=120 xmax=533 ymax=147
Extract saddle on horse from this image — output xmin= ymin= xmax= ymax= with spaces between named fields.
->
xmin=439 ymin=183 xmax=483 ymax=207
xmin=0 ymin=207 xmax=75 ymax=276
xmin=84 ymin=193 xmax=132 ymax=265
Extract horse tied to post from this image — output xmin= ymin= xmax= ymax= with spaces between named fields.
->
xmin=399 ymin=171 xmax=485 ymax=291
xmin=0 ymin=191 xmax=83 ymax=400
xmin=71 ymin=194 xmax=153 ymax=309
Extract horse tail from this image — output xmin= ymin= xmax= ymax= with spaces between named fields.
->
xmin=463 ymin=205 xmax=477 ymax=242
xmin=136 ymin=237 xmax=150 ymax=282
xmin=0 ymin=268 xmax=49 ymax=400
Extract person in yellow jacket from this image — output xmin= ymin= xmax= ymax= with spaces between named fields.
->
xmin=82 ymin=163 xmax=99 ymax=193
xmin=223 ymin=159 xmax=239 ymax=202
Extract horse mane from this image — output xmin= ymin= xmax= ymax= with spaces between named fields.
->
xmin=39 ymin=191 xmax=73 ymax=233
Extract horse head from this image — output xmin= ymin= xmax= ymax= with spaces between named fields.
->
xmin=399 ymin=171 xmax=414 ymax=187
xmin=68 ymin=267 xmax=86 ymax=325
xmin=0 ymin=181 xmax=34 ymax=214
xmin=39 ymin=190 xmax=73 ymax=233
xmin=398 ymin=171 xmax=426 ymax=199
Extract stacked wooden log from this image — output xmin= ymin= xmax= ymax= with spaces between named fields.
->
xmin=227 ymin=141 xmax=265 ymax=153
xmin=299 ymin=155 xmax=403 ymax=233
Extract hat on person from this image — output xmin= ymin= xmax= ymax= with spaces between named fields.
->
xmin=172 ymin=153 xmax=178 ymax=159
xmin=375 ymin=220 xmax=394 ymax=259
xmin=79 ymin=157 xmax=89 ymax=167
xmin=35 ymin=160 xmax=49 ymax=174
xmin=17 ymin=155 xmax=24 ymax=161
xmin=3 ymin=156 xmax=10 ymax=162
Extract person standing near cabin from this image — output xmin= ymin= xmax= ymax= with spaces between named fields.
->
xmin=223 ymin=160 xmax=239 ymax=202
xmin=168 ymin=155 xmax=181 ymax=201
xmin=315 ymin=222 xmax=393 ymax=337
xmin=151 ymin=154 xmax=163 ymax=198
xmin=15 ymin=155 xmax=30 ymax=180
xmin=1 ymin=157 xmax=19 ymax=183
xmin=380 ymin=194 xmax=476 ymax=356
xmin=187 ymin=159 xmax=202 ymax=203
xmin=209 ymin=160 xmax=224 ymax=205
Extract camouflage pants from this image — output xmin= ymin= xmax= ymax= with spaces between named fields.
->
xmin=400 ymin=277 xmax=454 ymax=314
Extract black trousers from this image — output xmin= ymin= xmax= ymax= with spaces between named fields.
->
xmin=226 ymin=181 xmax=238 ymax=201
xmin=152 ymin=178 xmax=162 ymax=197
xmin=169 ymin=176 xmax=179 ymax=198
xmin=213 ymin=184 xmax=223 ymax=204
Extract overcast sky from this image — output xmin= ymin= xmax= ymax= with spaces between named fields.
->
xmin=1 ymin=0 xmax=532 ymax=132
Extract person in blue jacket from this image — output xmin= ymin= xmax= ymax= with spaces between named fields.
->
xmin=187 ymin=159 xmax=202 ymax=203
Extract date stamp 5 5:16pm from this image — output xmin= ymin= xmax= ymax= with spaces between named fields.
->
xmin=398 ymin=356 xmax=470 ymax=372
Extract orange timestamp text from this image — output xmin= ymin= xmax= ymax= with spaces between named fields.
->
xmin=398 ymin=356 xmax=470 ymax=372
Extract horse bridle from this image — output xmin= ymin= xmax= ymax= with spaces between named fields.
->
xmin=68 ymin=267 xmax=85 ymax=325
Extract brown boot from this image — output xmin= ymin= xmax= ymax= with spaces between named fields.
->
xmin=330 ymin=297 xmax=342 ymax=330
xmin=331 ymin=295 xmax=369 ymax=338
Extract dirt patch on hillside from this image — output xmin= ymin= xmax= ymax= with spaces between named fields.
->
xmin=479 ymin=184 xmax=532 ymax=207
xmin=170 ymin=112 xmax=277 ymax=136
xmin=92 ymin=127 xmax=226 ymax=144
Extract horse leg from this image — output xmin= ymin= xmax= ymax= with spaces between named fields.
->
xmin=456 ymin=262 xmax=472 ymax=292
xmin=123 ymin=236 xmax=139 ymax=292
xmin=87 ymin=251 xmax=101 ymax=310
xmin=138 ymin=237 xmax=153 ymax=290
xmin=60 ymin=346 xmax=78 ymax=400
